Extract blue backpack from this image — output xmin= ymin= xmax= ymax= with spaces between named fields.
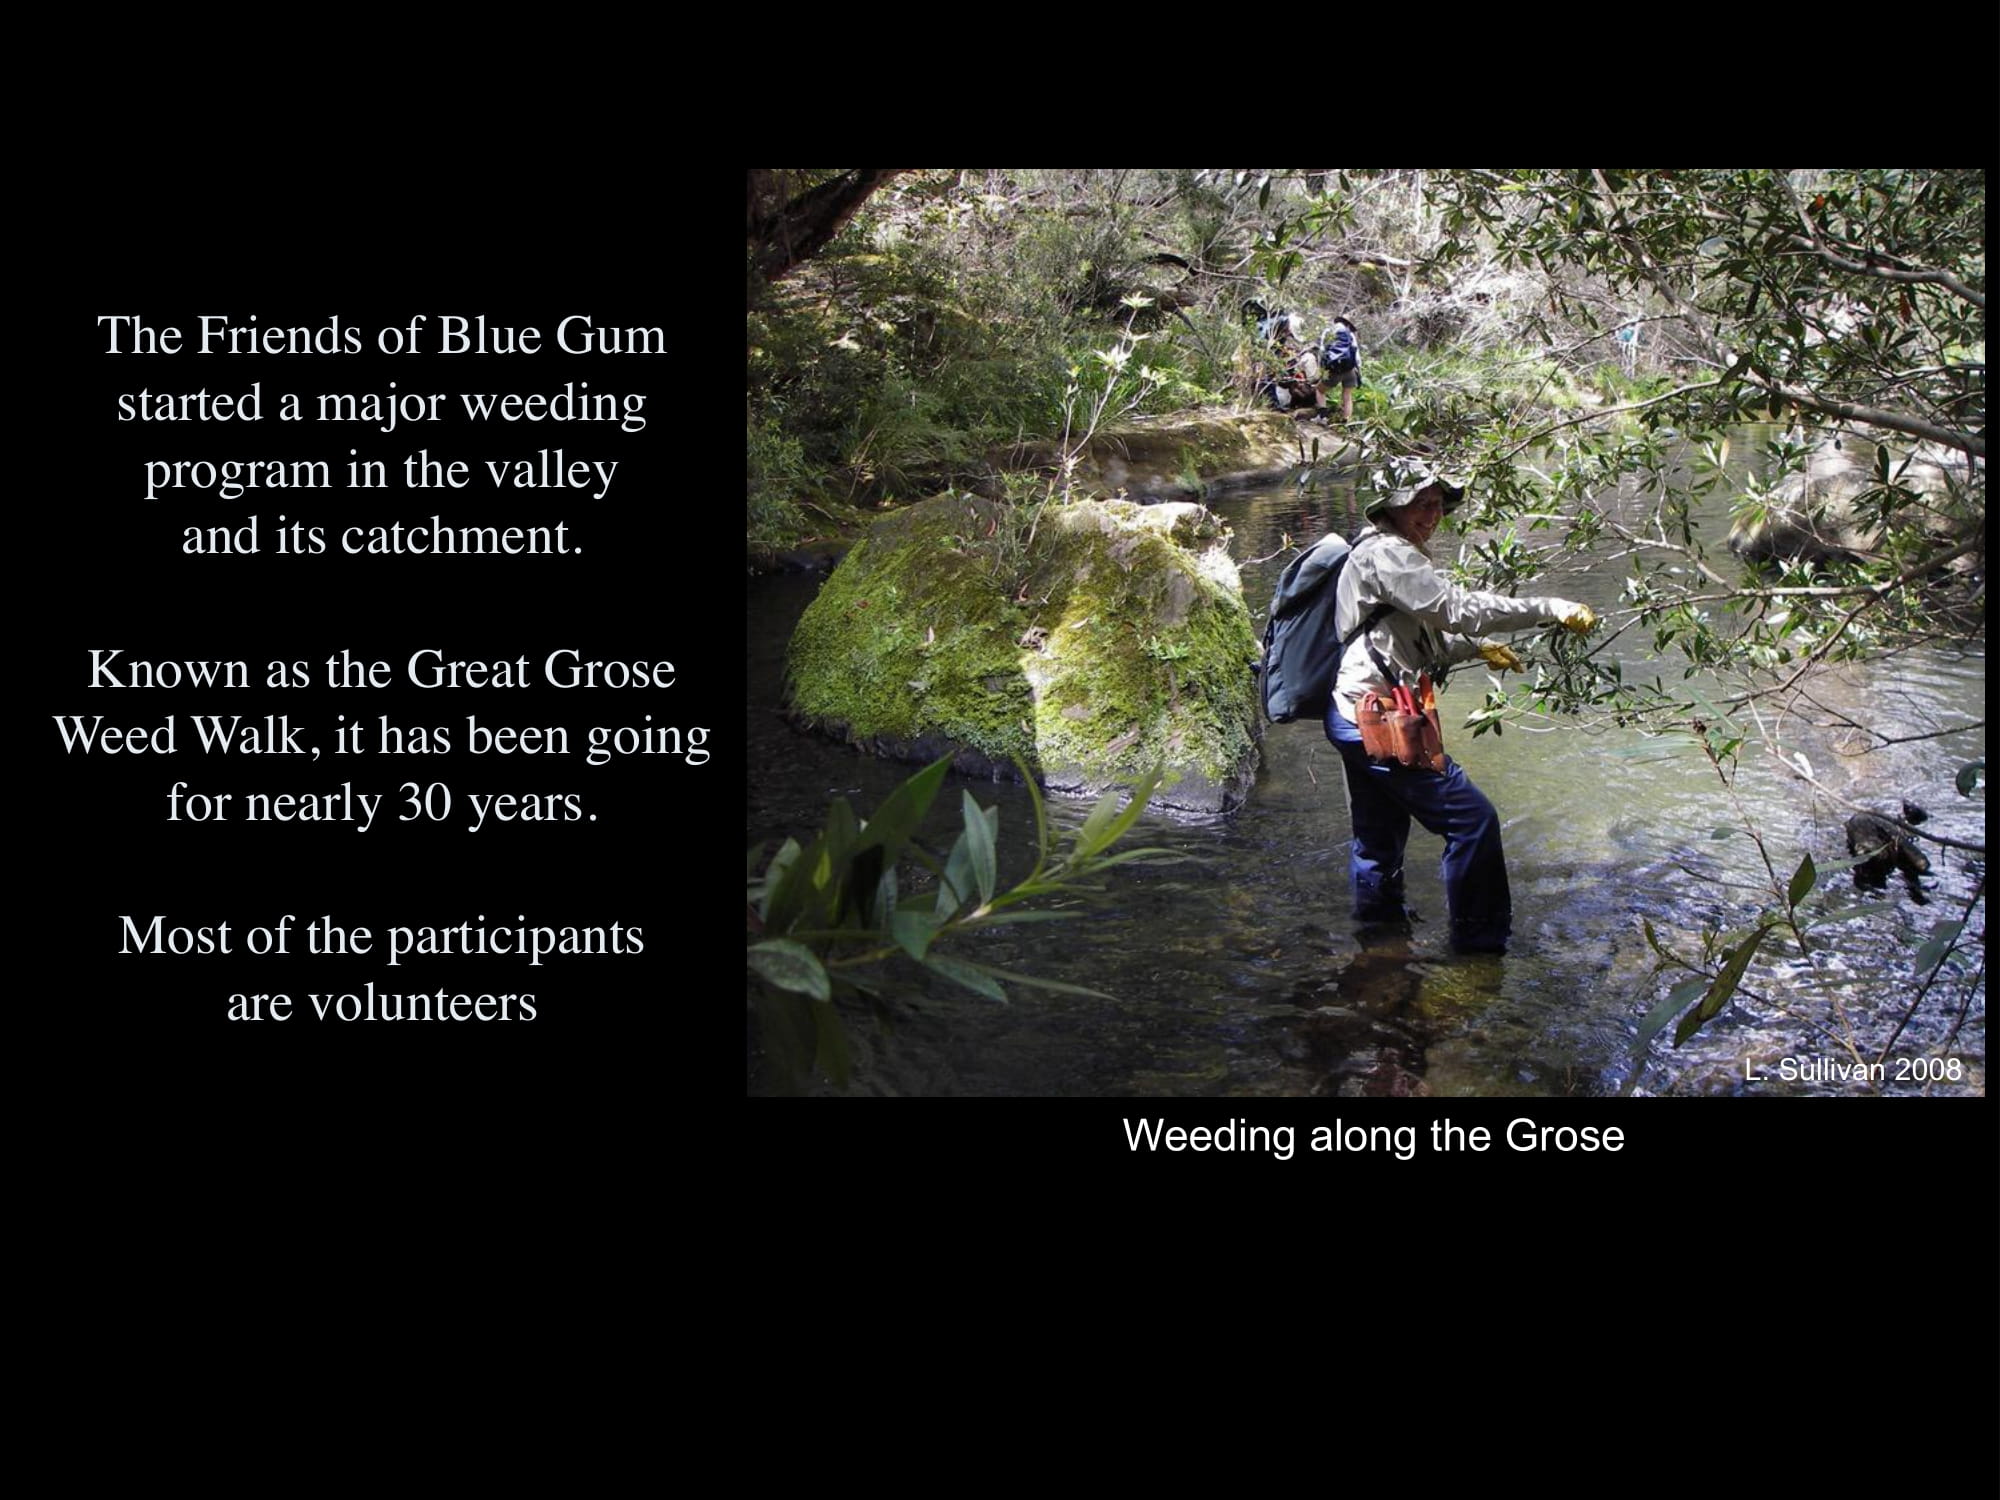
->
xmin=1259 ymin=533 xmax=1390 ymax=723
xmin=1322 ymin=326 xmax=1359 ymax=378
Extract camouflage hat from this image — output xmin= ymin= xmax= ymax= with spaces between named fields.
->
xmin=1365 ymin=459 xmax=1467 ymax=519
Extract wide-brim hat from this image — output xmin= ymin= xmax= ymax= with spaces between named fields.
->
xmin=1364 ymin=460 xmax=1466 ymax=519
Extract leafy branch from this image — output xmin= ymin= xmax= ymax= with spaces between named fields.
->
xmin=747 ymin=756 xmax=1188 ymax=1088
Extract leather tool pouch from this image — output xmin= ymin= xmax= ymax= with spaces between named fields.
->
xmin=1356 ymin=678 xmax=1446 ymax=773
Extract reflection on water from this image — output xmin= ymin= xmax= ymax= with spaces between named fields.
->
xmin=749 ymin=446 xmax=1985 ymax=1097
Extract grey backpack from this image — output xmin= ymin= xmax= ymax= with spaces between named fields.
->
xmin=1258 ymin=532 xmax=1389 ymax=723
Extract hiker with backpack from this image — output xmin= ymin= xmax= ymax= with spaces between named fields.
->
xmin=1323 ymin=463 xmax=1597 ymax=953
xmin=1322 ymin=316 xmax=1361 ymax=422
xmin=1256 ymin=310 xmax=1325 ymax=416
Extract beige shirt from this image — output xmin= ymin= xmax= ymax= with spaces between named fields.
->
xmin=1332 ymin=525 xmax=1566 ymax=721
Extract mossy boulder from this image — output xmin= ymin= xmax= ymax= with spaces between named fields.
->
xmin=786 ymin=492 xmax=1261 ymax=814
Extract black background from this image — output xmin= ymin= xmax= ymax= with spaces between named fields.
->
xmin=31 ymin=180 xmax=1994 ymax=1325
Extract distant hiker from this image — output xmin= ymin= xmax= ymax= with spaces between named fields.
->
xmin=1325 ymin=461 xmax=1599 ymax=952
xmin=1257 ymin=310 xmax=1324 ymax=415
xmin=1323 ymin=316 xmax=1361 ymax=421
xmin=1615 ymin=321 xmax=1640 ymax=375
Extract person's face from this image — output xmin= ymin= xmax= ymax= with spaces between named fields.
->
xmin=1389 ymin=486 xmax=1447 ymax=548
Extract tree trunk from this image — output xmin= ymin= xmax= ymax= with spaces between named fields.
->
xmin=747 ymin=170 xmax=907 ymax=303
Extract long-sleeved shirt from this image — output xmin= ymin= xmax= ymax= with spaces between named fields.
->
xmin=1331 ymin=524 xmax=1568 ymax=722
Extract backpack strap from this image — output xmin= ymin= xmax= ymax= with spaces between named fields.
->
xmin=1344 ymin=603 xmax=1391 ymax=654
xmin=1343 ymin=531 xmax=1401 ymax=684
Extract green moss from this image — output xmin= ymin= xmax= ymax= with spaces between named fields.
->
xmin=787 ymin=493 xmax=1259 ymax=808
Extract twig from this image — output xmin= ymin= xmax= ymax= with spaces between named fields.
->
xmin=1874 ymin=877 xmax=1986 ymax=1067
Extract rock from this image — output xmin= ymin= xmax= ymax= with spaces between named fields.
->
xmin=785 ymin=491 xmax=1261 ymax=815
xmin=1728 ymin=430 xmax=1974 ymax=564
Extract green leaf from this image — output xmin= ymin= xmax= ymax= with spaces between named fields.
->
xmin=1957 ymin=758 xmax=1984 ymax=795
xmin=1787 ymin=853 xmax=1817 ymax=909
xmin=1914 ymin=921 xmax=1965 ymax=975
xmin=1711 ymin=825 xmax=1737 ymax=839
xmin=1074 ymin=785 xmax=1122 ymax=860
xmin=1017 ymin=756 xmax=1051 ymax=866
xmin=890 ymin=909 xmax=941 ymax=962
xmin=758 ymin=836 xmax=810 ymax=931
xmin=866 ymin=860 xmax=899 ymax=930
xmin=1805 ymin=899 xmax=1902 ymax=926
xmin=1642 ymin=916 xmax=1666 ymax=958
xmin=823 ymin=796 xmax=860 ymax=867
xmin=959 ymin=910 xmax=1081 ymax=927
xmin=1636 ymin=976 xmax=1710 ymax=1052
xmin=975 ymin=965 xmax=1114 ymax=1000
xmin=921 ymin=951 xmax=1010 ymax=1003
xmin=1072 ymin=767 xmax=1166 ymax=865
xmin=1675 ymin=924 xmax=1773 ymax=1044
xmin=938 ymin=830 xmax=976 ymax=917
xmin=856 ymin=755 xmax=951 ymax=859
xmin=747 ymin=939 xmax=831 ymax=1002
xmin=961 ymin=791 xmax=998 ymax=906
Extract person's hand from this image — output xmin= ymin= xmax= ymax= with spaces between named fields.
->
xmin=1553 ymin=601 xmax=1598 ymax=634
xmin=1477 ymin=642 xmax=1525 ymax=673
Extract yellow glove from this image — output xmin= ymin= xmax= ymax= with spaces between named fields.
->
xmin=1477 ymin=642 xmax=1525 ymax=673
xmin=1554 ymin=601 xmax=1598 ymax=634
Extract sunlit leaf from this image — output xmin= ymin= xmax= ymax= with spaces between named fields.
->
xmin=962 ymin=791 xmax=998 ymax=906
xmin=938 ymin=831 xmax=975 ymax=917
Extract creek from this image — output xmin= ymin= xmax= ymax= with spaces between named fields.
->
xmin=747 ymin=433 xmax=1985 ymax=1096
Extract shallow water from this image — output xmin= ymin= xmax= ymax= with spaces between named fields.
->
xmin=748 ymin=445 xmax=1986 ymax=1097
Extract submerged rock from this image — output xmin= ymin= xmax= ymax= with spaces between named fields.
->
xmin=1728 ymin=430 xmax=1975 ymax=564
xmin=785 ymin=492 xmax=1261 ymax=814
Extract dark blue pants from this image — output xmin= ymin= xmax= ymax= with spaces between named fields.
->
xmin=1327 ymin=708 xmax=1513 ymax=951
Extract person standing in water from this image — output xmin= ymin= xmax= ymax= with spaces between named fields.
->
xmin=1325 ymin=462 xmax=1598 ymax=952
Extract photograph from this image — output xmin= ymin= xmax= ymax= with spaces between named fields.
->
xmin=745 ymin=168 xmax=1985 ymax=1104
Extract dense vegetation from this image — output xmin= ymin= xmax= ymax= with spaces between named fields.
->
xmin=747 ymin=168 xmax=1982 ymax=705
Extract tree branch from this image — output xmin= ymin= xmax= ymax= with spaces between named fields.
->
xmin=748 ymin=169 xmax=909 ymax=297
xmin=1779 ymin=174 xmax=1986 ymax=309
xmin=1734 ymin=369 xmax=1986 ymax=457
